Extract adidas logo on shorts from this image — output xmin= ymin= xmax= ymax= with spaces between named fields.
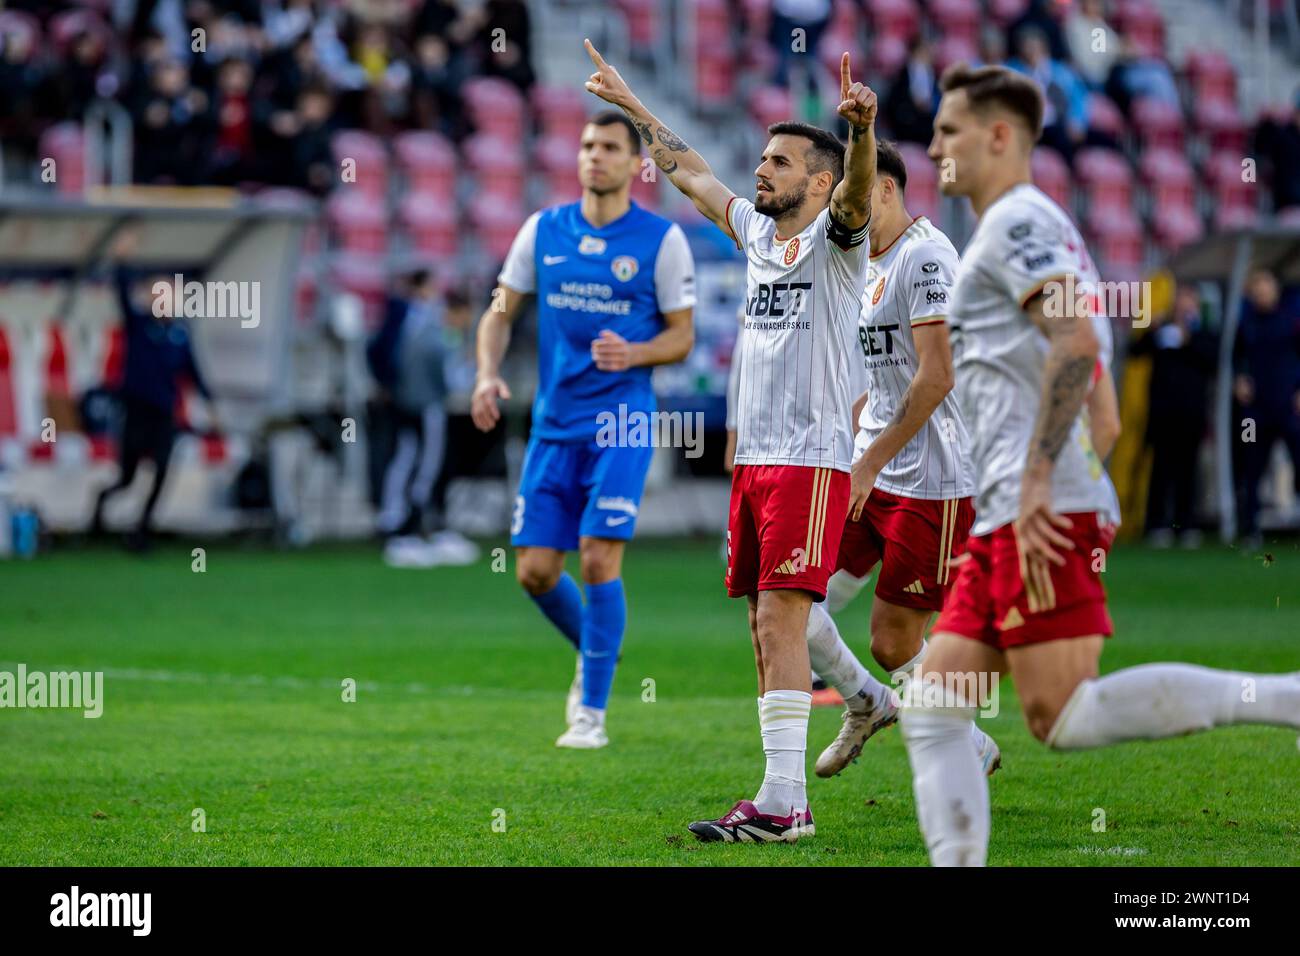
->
xmin=905 ymin=580 xmax=925 ymax=595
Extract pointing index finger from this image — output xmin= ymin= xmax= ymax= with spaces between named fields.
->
xmin=584 ymin=38 xmax=607 ymax=69
xmin=840 ymin=52 xmax=851 ymax=100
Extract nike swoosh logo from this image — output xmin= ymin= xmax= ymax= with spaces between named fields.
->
xmin=605 ymin=516 xmax=631 ymax=527
xmin=543 ymin=255 xmax=567 ymax=265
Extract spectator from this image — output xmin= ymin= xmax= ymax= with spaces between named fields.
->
xmin=1233 ymin=269 xmax=1300 ymax=542
xmin=974 ymin=25 xmax=1007 ymax=68
xmin=473 ymin=0 xmax=534 ymax=93
xmin=1129 ymin=285 xmax=1218 ymax=547
xmin=268 ymin=83 xmax=336 ymax=194
xmin=1065 ymin=0 xmax=1119 ymax=89
xmin=883 ymin=37 xmax=938 ymax=145
xmin=208 ymin=57 xmax=259 ymax=185
xmin=1007 ymin=0 xmax=1070 ymax=62
xmin=768 ymin=0 xmax=832 ymax=94
xmin=1008 ymin=28 xmax=1089 ymax=160
xmin=1104 ymin=35 xmax=1179 ymax=117
xmin=133 ymin=58 xmax=210 ymax=184
xmin=411 ymin=32 xmax=468 ymax=139
xmin=0 ymin=23 xmax=46 ymax=153
xmin=1254 ymin=90 xmax=1300 ymax=214
xmin=90 ymin=230 xmax=221 ymax=550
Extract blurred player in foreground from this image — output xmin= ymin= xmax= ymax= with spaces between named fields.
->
xmin=585 ymin=39 xmax=876 ymax=842
xmin=471 ymin=111 xmax=696 ymax=749
xmin=800 ymin=139 xmax=1001 ymax=778
xmin=902 ymin=64 xmax=1300 ymax=866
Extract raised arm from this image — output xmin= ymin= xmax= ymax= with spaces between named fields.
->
xmin=829 ymin=53 xmax=878 ymax=231
xmin=583 ymin=39 xmax=734 ymax=233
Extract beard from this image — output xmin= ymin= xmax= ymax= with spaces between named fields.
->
xmin=754 ymin=178 xmax=808 ymax=218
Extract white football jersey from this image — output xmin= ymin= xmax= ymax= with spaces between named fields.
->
xmin=852 ymin=216 xmax=975 ymax=500
xmin=727 ymin=196 xmax=869 ymax=472
xmin=948 ymin=183 xmax=1120 ymax=536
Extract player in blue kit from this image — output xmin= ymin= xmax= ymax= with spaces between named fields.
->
xmin=471 ymin=111 xmax=697 ymax=749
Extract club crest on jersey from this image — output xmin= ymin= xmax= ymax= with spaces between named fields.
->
xmin=611 ymin=255 xmax=639 ymax=282
xmin=579 ymin=235 xmax=607 ymax=255
xmin=872 ymin=275 xmax=886 ymax=305
xmin=782 ymin=237 xmax=800 ymax=266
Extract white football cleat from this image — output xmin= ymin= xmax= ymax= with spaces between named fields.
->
xmin=565 ymin=654 xmax=583 ymax=726
xmin=556 ymin=707 xmax=608 ymax=749
xmin=975 ymin=727 xmax=1002 ymax=777
xmin=814 ymin=701 xmax=899 ymax=777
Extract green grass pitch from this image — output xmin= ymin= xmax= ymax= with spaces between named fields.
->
xmin=1 ymin=538 xmax=1297 ymax=866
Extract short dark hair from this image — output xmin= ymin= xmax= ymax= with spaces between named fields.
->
xmin=876 ymin=139 xmax=908 ymax=193
xmin=939 ymin=63 xmax=1044 ymax=140
xmin=767 ymin=121 xmax=845 ymax=190
xmin=587 ymin=110 xmax=641 ymax=154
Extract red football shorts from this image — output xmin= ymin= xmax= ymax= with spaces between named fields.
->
xmin=835 ymin=489 xmax=975 ymax=612
xmin=934 ymin=512 xmax=1116 ymax=650
xmin=726 ymin=464 xmax=850 ymax=601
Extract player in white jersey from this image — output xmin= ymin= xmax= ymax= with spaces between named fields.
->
xmin=797 ymin=140 xmax=1001 ymax=779
xmin=584 ymin=39 xmax=877 ymax=842
xmin=899 ymin=64 xmax=1300 ymax=866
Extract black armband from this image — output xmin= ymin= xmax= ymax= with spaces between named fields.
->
xmin=826 ymin=209 xmax=869 ymax=251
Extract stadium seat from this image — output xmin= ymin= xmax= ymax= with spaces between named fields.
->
xmin=399 ymin=194 xmax=457 ymax=258
xmin=867 ymin=33 xmax=909 ymax=80
xmin=749 ymin=86 xmax=793 ymax=134
xmin=1151 ymin=203 xmax=1204 ymax=253
xmin=1194 ymin=99 xmax=1248 ymax=155
xmin=38 ymin=123 xmax=85 ymax=195
xmin=988 ymin=0 xmax=1030 ymax=26
xmin=692 ymin=0 xmax=735 ymax=108
xmin=1213 ymin=203 xmax=1259 ymax=230
xmin=1138 ymin=147 xmax=1195 ymax=209
xmin=1130 ymin=97 xmax=1184 ymax=152
xmin=531 ymin=85 xmax=588 ymax=141
xmin=630 ymin=172 xmax=660 ymax=210
xmin=1183 ymin=49 xmax=1237 ymax=106
xmin=615 ymin=0 xmax=660 ymax=48
xmin=1087 ymin=93 xmax=1126 ymax=141
xmin=1205 ymin=152 xmax=1257 ymax=219
xmin=868 ymin=0 xmax=921 ymax=43
xmin=1075 ymin=147 xmax=1135 ymax=216
xmin=462 ymin=133 xmax=527 ymax=201
xmin=1031 ymin=148 xmax=1072 ymax=210
xmin=1086 ymin=206 xmax=1144 ymax=279
xmin=393 ymin=130 xmax=457 ymax=202
xmin=462 ymin=77 xmax=526 ymax=141
xmin=1113 ymin=0 xmax=1166 ymax=56
xmin=325 ymin=190 xmax=388 ymax=254
xmin=468 ymin=194 xmax=527 ymax=261
xmin=897 ymin=142 xmax=939 ymax=223
xmin=330 ymin=254 xmax=388 ymax=326
xmin=925 ymin=0 xmax=980 ymax=42
xmin=933 ymin=34 xmax=979 ymax=76
xmin=330 ymin=130 xmax=388 ymax=200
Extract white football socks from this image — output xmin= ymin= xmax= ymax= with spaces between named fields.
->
xmin=899 ymin=685 xmax=989 ymax=866
xmin=825 ymin=569 xmax=870 ymax=615
xmin=891 ymin=640 xmax=998 ymax=761
xmin=806 ymin=603 xmax=892 ymax=715
xmin=753 ymin=689 xmax=812 ymax=816
xmin=1048 ymin=664 xmax=1300 ymax=749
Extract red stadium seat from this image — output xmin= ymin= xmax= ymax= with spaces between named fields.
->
xmin=925 ymin=0 xmax=980 ymax=42
xmin=739 ymin=0 xmax=771 ymax=34
xmin=331 ymin=130 xmax=388 ymax=200
xmin=1184 ymin=49 xmax=1237 ymax=106
xmin=1087 ymin=93 xmax=1126 ymax=140
xmin=630 ymin=171 xmax=660 ymax=210
xmin=896 ymin=143 xmax=939 ymax=223
xmin=749 ymin=86 xmax=793 ymax=133
xmin=615 ymin=0 xmax=660 ymax=48
xmin=532 ymin=86 xmax=588 ymax=141
xmin=693 ymin=0 xmax=735 ymax=107
xmin=326 ymin=190 xmax=387 ymax=254
xmin=1206 ymin=153 xmax=1258 ymax=224
xmin=867 ymin=33 xmax=909 ymax=79
xmin=988 ymin=0 xmax=1029 ymax=26
xmin=462 ymin=133 xmax=527 ymax=201
xmin=468 ymin=194 xmax=527 ymax=261
xmin=1194 ymin=98 xmax=1248 ymax=154
xmin=1075 ymin=147 xmax=1134 ymax=216
xmin=399 ymin=194 xmax=457 ymax=258
xmin=1138 ymin=147 xmax=1195 ymax=208
xmin=1086 ymin=206 xmax=1144 ymax=279
xmin=462 ymin=77 xmax=526 ymax=140
xmin=1113 ymin=0 xmax=1166 ymax=56
xmin=38 ymin=123 xmax=85 ymax=195
xmin=1031 ymin=148 xmax=1072 ymax=210
xmin=393 ymin=131 xmax=457 ymax=201
xmin=1151 ymin=203 xmax=1204 ymax=253
xmin=1214 ymin=204 xmax=1259 ymax=230
xmin=933 ymin=35 xmax=978 ymax=76
xmin=331 ymin=255 xmax=388 ymax=326
xmin=868 ymin=0 xmax=921 ymax=43
xmin=1130 ymin=97 xmax=1184 ymax=151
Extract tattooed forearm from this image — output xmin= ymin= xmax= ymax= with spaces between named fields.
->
xmin=651 ymin=147 xmax=678 ymax=173
xmin=657 ymin=126 xmax=689 ymax=152
xmin=632 ymin=119 xmax=653 ymax=146
xmin=1029 ymin=355 xmax=1094 ymax=468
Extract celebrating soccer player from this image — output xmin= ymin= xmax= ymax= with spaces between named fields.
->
xmin=471 ymin=109 xmax=697 ymax=750
xmin=800 ymin=139 xmax=1001 ymax=779
xmin=585 ymin=38 xmax=877 ymax=842
xmin=901 ymin=64 xmax=1300 ymax=865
